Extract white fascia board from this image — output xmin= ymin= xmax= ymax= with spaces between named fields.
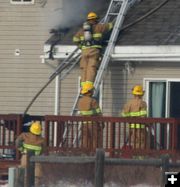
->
xmin=43 ymin=44 xmax=180 ymax=62
xmin=112 ymin=45 xmax=180 ymax=62
xmin=43 ymin=45 xmax=80 ymax=59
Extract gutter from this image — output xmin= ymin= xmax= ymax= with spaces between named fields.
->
xmin=112 ymin=46 xmax=180 ymax=62
xmin=42 ymin=45 xmax=180 ymax=62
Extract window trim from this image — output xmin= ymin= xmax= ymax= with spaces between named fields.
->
xmin=10 ymin=0 xmax=34 ymax=5
xmin=144 ymin=78 xmax=180 ymax=118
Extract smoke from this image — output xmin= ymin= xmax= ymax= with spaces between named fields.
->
xmin=46 ymin=0 xmax=108 ymax=30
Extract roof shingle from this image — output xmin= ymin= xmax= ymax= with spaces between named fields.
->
xmin=46 ymin=0 xmax=180 ymax=46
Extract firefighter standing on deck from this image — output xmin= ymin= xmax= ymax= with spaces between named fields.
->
xmin=15 ymin=121 xmax=46 ymax=187
xmin=77 ymin=82 xmax=103 ymax=153
xmin=73 ymin=12 xmax=113 ymax=88
xmin=121 ymin=85 xmax=147 ymax=149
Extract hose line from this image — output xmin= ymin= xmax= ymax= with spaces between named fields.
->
xmin=23 ymin=0 xmax=170 ymax=115
xmin=120 ymin=0 xmax=170 ymax=33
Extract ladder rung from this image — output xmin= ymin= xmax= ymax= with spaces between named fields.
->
xmin=113 ymin=0 xmax=123 ymax=2
xmin=108 ymin=13 xmax=119 ymax=16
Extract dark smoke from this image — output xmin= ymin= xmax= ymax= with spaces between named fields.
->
xmin=47 ymin=0 xmax=109 ymax=29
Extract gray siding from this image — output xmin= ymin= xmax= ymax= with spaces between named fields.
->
xmin=1 ymin=0 xmax=180 ymax=117
xmin=0 ymin=0 xmax=62 ymax=115
xmin=102 ymin=61 xmax=180 ymax=117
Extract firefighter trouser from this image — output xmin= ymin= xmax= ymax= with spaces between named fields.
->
xmin=81 ymin=122 xmax=103 ymax=152
xmin=129 ymin=125 xmax=146 ymax=149
xmin=21 ymin=154 xmax=42 ymax=187
xmin=80 ymin=48 xmax=101 ymax=83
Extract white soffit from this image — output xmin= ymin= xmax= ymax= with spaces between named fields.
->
xmin=43 ymin=45 xmax=180 ymax=62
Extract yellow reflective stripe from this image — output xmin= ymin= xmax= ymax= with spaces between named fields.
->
xmin=129 ymin=111 xmax=141 ymax=116
xmin=140 ymin=110 xmax=147 ymax=116
xmin=127 ymin=110 xmax=147 ymax=117
xmin=81 ymin=45 xmax=102 ymax=49
xmin=121 ymin=112 xmax=130 ymax=117
xmin=129 ymin=124 xmax=145 ymax=129
xmin=93 ymin=33 xmax=102 ymax=38
xmin=73 ymin=37 xmax=80 ymax=42
xmin=80 ymin=111 xmax=94 ymax=115
xmin=80 ymin=36 xmax=84 ymax=40
xmin=96 ymin=107 xmax=101 ymax=113
xmin=122 ymin=110 xmax=147 ymax=117
xmin=23 ymin=143 xmax=42 ymax=155
xmin=80 ymin=107 xmax=101 ymax=115
xmin=108 ymin=22 xmax=113 ymax=30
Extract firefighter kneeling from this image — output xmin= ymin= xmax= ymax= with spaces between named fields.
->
xmin=77 ymin=82 xmax=103 ymax=154
xmin=121 ymin=85 xmax=147 ymax=149
xmin=15 ymin=121 xmax=46 ymax=186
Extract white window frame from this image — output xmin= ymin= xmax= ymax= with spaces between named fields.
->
xmin=10 ymin=0 xmax=34 ymax=5
xmin=144 ymin=78 xmax=180 ymax=118
xmin=144 ymin=78 xmax=180 ymax=149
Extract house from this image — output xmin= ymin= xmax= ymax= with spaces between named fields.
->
xmin=44 ymin=0 xmax=180 ymax=119
xmin=1 ymin=0 xmax=180 ymax=119
xmin=0 ymin=0 xmax=107 ymax=115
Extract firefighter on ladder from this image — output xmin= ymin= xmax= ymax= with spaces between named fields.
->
xmin=73 ymin=12 xmax=113 ymax=88
xmin=77 ymin=82 xmax=103 ymax=154
xmin=15 ymin=121 xmax=46 ymax=186
xmin=121 ymin=85 xmax=147 ymax=150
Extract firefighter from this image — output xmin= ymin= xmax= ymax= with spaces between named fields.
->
xmin=73 ymin=12 xmax=113 ymax=87
xmin=121 ymin=85 xmax=147 ymax=149
xmin=15 ymin=121 xmax=46 ymax=186
xmin=77 ymin=82 xmax=103 ymax=153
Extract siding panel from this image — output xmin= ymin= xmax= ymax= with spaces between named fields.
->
xmin=0 ymin=1 xmax=61 ymax=115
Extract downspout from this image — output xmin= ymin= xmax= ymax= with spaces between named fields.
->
xmin=54 ymin=74 xmax=60 ymax=146
xmin=55 ymin=75 xmax=60 ymax=116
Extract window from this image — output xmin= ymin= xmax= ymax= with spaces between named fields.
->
xmin=145 ymin=78 xmax=180 ymax=149
xmin=145 ymin=78 xmax=180 ymax=118
xmin=10 ymin=0 xmax=34 ymax=4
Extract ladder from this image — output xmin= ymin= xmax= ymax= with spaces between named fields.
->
xmin=68 ymin=0 xmax=140 ymax=146
xmin=49 ymin=47 xmax=80 ymax=80
xmin=71 ymin=0 xmax=139 ymax=116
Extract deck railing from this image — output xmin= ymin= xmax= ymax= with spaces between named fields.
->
xmin=44 ymin=115 xmax=180 ymax=158
xmin=0 ymin=114 xmax=180 ymax=161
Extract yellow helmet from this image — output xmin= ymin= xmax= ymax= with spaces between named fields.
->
xmin=30 ymin=121 xmax=42 ymax=135
xmin=87 ymin=12 xmax=98 ymax=21
xmin=132 ymin=85 xmax=144 ymax=96
xmin=81 ymin=82 xmax=94 ymax=94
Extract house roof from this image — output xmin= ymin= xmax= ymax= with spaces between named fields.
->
xmin=45 ymin=0 xmax=180 ymax=46
xmin=118 ymin=0 xmax=180 ymax=45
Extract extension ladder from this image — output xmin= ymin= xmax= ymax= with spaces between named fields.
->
xmin=71 ymin=0 xmax=139 ymax=116
xmin=68 ymin=0 xmax=140 ymax=146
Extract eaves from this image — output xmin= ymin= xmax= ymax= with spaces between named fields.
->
xmin=42 ymin=44 xmax=180 ymax=62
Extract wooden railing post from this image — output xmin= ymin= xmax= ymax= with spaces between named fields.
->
xmin=173 ymin=119 xmax=178 ymax=151
xmin=95 ymin=149 xmax=105 ymax=187
xmin=109 ymin=122 xmax=115 ymax=157
xmin=44 ymin=116 xmax=49 ymax=149
xmin=160 ymin=155 xmax=169 ymax=187
xmin=15 ymin=114 xmax=23 ymax=161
